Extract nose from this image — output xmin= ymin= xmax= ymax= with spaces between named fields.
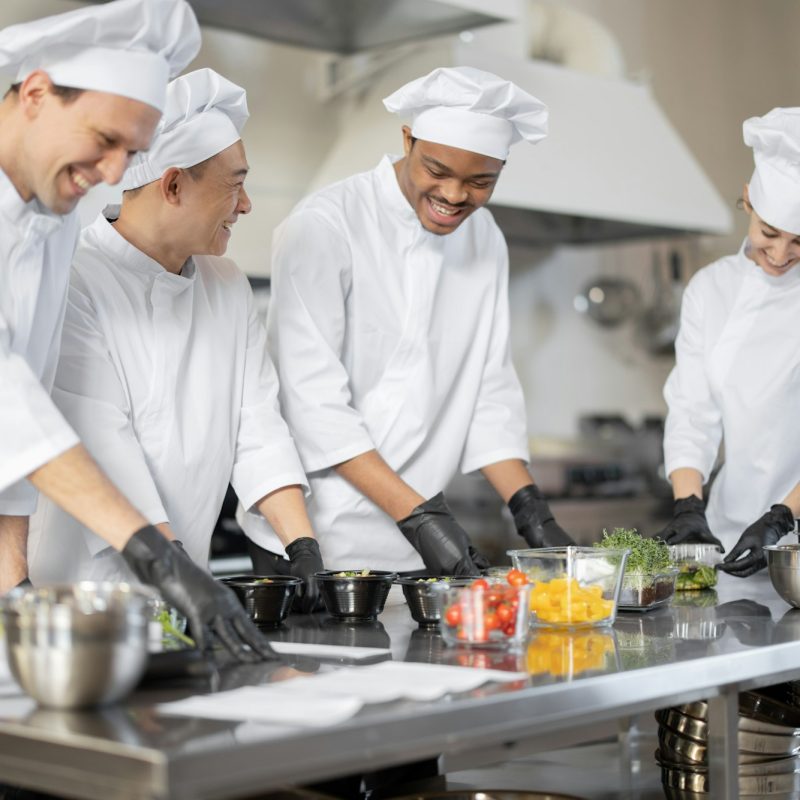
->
xmin=439 ymin=178 xmax=468 ymax=206
xmin=97 ymin=148 xmax=131 ymax=186
xmin=237 ymin=186 xmax=252 ymax=215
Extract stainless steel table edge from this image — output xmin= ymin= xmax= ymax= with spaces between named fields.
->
xmin=166 ymin=644 xmax=800 ymax=800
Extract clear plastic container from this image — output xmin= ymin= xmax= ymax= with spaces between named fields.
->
xmin=669 ymin=544 xmax=722 ymax=592
xmin=439 ymin=582 xmax=530 ymax=649
xmin=617 ymin=568 xmax=679 ymax=611
xmin=508 ymin=546 xmax=630 ymax=629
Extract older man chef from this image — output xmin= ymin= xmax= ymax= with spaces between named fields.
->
xmin=30 ymin=68 xmax=323 ymax=611
xmin=0 ymin=0 xmax=272 ymax=660
xmin=239 ymin=67 xmax=575 ymax=576
xmin=662 ymin=107 xmax=800 ymax=577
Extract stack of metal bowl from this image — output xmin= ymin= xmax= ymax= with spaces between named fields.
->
xmin=655 ymin=693 xmax=800 ymax=797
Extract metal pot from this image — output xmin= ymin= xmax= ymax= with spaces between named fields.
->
xmin=575 ymin=276 xmax=640 ymax=328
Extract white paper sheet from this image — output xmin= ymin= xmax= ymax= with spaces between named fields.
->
xmin=268 ymin=642 xmax=390 ymax=661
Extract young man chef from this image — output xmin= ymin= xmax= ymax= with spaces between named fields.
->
xmin=239 ymin=67 xmax=575 ymax=576
xmin=29 ymin=68 xmax=324 ymax=612
xmin=0 ymin=1 xmax=274 ymax=660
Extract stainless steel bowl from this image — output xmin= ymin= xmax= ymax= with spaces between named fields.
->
xmin=0 ymin=582 xmax=151 ymax=709
xmin=766 ymin=545 xmax=800 ymax=608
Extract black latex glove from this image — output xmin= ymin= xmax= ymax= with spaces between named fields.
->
xmin=122 ymin=526 xmax=276 ymax=662
xmin=657 ymin=495 xmax=724 ymax=550
xmin=508 ymin=484 xmax=575 ymax=548
xmin=246 ymin=538 xmax=324 ymax=613
xmin=718 ymin=504 xmax=795 ymax=578
xmin=397 ymin=493 xmax=486 ymax=577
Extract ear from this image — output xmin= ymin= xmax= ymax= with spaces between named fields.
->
xmin=17 ymin=70 xmax=54 ymax=119
xmin=160 ymin=167 xmax=183 ymax=206
xmin=401 ymin=125 xmax=414 ymax=157
xmin=742 ymin=183 xmax=751 ymax=208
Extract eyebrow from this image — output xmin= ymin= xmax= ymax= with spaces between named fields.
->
xmin=231 ymin=167 xmax=249 ymax=178
xmin=421 ymin=155 xmax=500 ymax=180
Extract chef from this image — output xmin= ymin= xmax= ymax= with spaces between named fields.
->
xmin=662 ymin=107 xmax=800 ymax=577
xmin=29 ymin=68 xmax=323 ymax=611
xmin=0 ymin=0 xmax=272 ymax=660
xmin=239 ymin=67 xmax=575 ymax=576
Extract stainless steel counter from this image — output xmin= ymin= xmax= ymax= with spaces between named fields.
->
xmin=2 ymin=573 xmax=800 ymax=800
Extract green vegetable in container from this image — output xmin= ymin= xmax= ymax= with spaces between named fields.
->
xmin=675 ymin=564 xmax=717 ymax=591
xmin=333 ymin=569 xmax=372 ymax=577
xmin=595 ymin=528 xmax=673 ymax=575
xmin=157 ymin=609 xmax=195 ymax=648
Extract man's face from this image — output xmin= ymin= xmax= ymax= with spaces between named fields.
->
xmin=394 ymin=125 xmax=504 ymax=235
xmin=743 ymin=185 xmax=800 ymax=277
xmin=22 ymin=73 xmax=160 ymax=215
xmin=179 ymin=140 xmax=251 ymax=256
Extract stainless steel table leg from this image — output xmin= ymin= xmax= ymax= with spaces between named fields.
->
xmin=708 ymin=690 xmax=739 ymax=800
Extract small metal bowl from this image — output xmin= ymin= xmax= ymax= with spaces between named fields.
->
xmin=766 ymin=545 xmax=800 ymax=608
xmin=315 ymin=570 xmax=397 ymax=622
xmin=395 ymin=574 xmax=472 ymax=628
xmin=0 ymin=582 xmax=151 ymax=709
xmin=221 ymin=575 xmax=301 ymax=628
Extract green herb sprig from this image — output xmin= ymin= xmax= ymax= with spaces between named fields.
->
xmin=595 ymin=527 xmax=673 ymax=575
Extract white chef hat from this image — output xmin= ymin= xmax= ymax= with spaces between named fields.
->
xmin=382 ymin=66 xmax=548 ymax=161
xmin=0 ymin=0 xmax=200 ymax=113
xmin=744 ymin=107 xmax=800 ymax=235
xmin=120 ymin=68 xmax=249 ymax=190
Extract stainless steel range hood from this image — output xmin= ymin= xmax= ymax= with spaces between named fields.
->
xmin=187 ymin=0 xmax=514 ymax=54
xmin=311 ymin=43 xmax=733 ymax=244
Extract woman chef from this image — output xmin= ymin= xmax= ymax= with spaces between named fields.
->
xmin=238 ymin=67 xmax=575 ymax=576
xmin=661 ymin=107 xmax=800 ymax=577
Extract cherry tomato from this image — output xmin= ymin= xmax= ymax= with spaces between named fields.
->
xmin=502 ymin=622 xmax=516 ymax=637
xmin=483 ymin=611 xmax=500 ymax=631
xmin=471 ymin=578 xmax=490 ymax=591
xmin=444 ymin=604 xmax=462 ymax=627
xmin=486 ymin=590 xmax=504 ymax=606
xmin=507 ymin=569 xmax=529 ymax=587
xmin=496 ymin=603 xmax=513 ymax=625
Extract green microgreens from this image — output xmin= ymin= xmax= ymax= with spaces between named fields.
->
xmin=595 ymin=527 xmax=673 ymax=575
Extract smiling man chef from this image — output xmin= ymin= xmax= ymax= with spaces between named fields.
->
xmin=239 ymin=67 xmax=575 ymax=576
xmin=0 ymin=0 xmax=274 ymax=660
xmin=29 ymin=68 xmax=324 ymax=612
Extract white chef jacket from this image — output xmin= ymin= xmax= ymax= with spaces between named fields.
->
xmin=28 ymin=209 xmax=308 ymax=584
xmin=239 ymin=155 xmax=529 ymax=572
xmin=664 ymin=241 xmax=800 ymax=550
xmin=0 ymin=167 xmax=81 ymax=515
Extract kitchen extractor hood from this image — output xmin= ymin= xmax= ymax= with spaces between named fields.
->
xmin=190 ymin=0 xmax=515 ymax=55
xmin=310 ymin=43 xmax=733 ymax=244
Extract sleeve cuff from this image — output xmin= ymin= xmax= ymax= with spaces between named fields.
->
xmin=0 ymin=430 xmax=79 ymax=495
xmin=299 ymin=438 xmax=376 ymax=475
xmin=460 ymin=446 xmax=530 ymax=476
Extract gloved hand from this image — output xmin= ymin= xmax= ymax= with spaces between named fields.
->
xmin=718 ymin=504 xmax=795 ymax=578
xmin=122 ymin=526 xmax=276 ymax=662
xmin=246 ymin=537 xmax=324 ymax=613
xmin=397 ymin=493 xmax=487 ymax=577
xmin=658 ymin=495 xmax=723 ymax=550
xmin=508 ymin=484 xmax=575 ymax=548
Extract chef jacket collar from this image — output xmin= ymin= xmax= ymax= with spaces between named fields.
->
xmin=98 ymin=205 xmax=196 ymax=288
xmin=740 ymin=236 xmax=800 ymax=288
xmin=377 ymin=155 xmax=449 ymax=245
xmin=0 ymin=167 xmax=67 ymax=240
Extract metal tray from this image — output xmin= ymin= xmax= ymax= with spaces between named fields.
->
xmin=657 ymin=751 xmax=800 ymax=777
xmin=741 ymin=691 xmax=800 ymax=729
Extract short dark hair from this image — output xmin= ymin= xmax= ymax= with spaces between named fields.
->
xmin=4 ymin=82 xmax=84 ymax=103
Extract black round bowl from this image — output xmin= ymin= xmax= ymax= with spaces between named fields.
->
xmin=395 ymin=574 xmax=473 ymax=628
xmin=222 ymin=575 xmax=301 ymax=628
xmin=314 ymin=570 xmax=397 ymax=622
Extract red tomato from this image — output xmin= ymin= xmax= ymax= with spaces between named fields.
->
xmin=496 ymin=603 xmax=513 ymax=624
xmin=502 ymin=622 xmax=516 ymax=636
xmin=507 ymin=569 xmax=529 ymax=587
xmin=483 ymin=611 xmax=500 ymax=631
xmin=444 ymin=604 xmax=462 ymax=627
xmin=470 ymin=578 xmax=490 ymax=591
xmin=486 ymin=590 xmax=504 ymax=606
